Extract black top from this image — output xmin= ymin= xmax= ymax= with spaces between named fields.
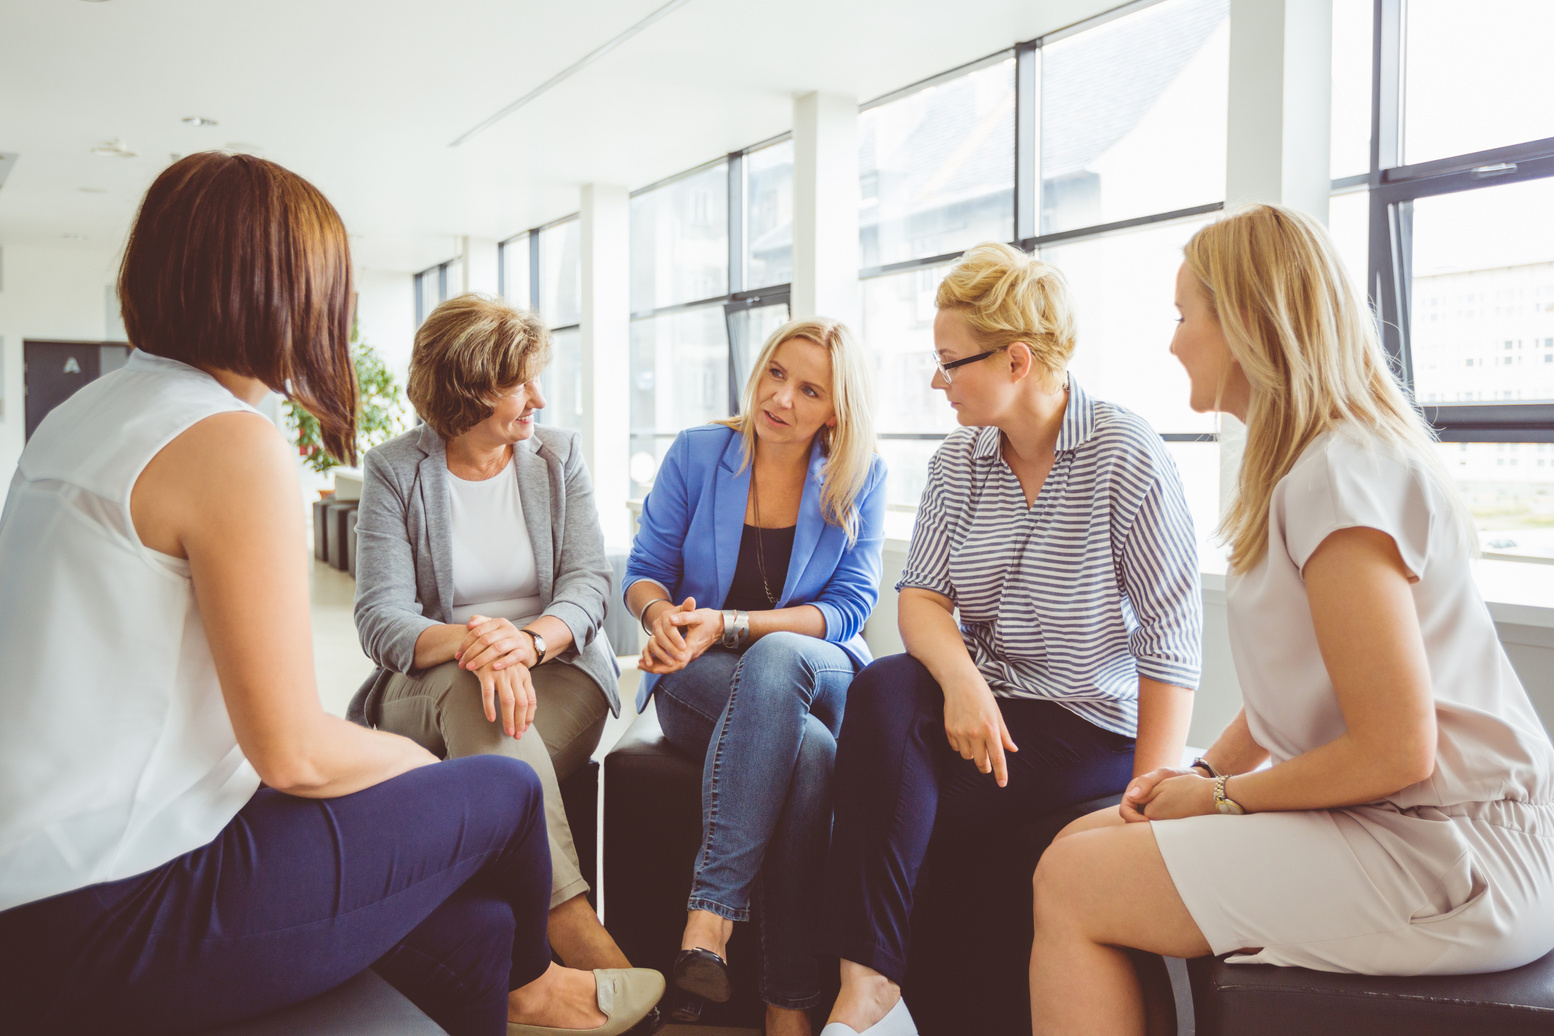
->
xmin=724 ymin=523 xmax=796 ymax=611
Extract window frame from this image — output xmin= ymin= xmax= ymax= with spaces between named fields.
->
xmin=860 ymin=0 xmax=1231 ymax=455
xmin=1363 ymin=0 xmax=1554 ymax=443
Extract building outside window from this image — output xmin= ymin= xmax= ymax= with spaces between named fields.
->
xmin=1348 ymin=0 xmax=1554 ymax=562
xmin=858 ymin=0 xmax=1230 ymax=533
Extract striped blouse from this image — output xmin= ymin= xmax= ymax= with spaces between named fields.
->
xmin=898 ymin=376 xmax=1203 ymax=737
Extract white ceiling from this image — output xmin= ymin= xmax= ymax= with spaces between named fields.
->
xmin=1 ymin=0 xmax=1113 ymax=272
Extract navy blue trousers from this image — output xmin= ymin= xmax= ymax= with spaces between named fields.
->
xmin=0 ymin=755 xmax=552 ymax=1036
xmin=819 ymin=654 xmax=1136 ymax=984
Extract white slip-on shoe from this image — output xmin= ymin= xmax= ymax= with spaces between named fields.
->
xmin=818 ymin=996 xmax=917 ymax=1036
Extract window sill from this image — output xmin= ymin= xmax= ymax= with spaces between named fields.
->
xmin=881 ymin=521 xmax=1554 ymax=632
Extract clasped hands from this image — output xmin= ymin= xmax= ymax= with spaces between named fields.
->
xmin=455 ymin=614 xmax=539 ymax=740
xmin=638 ymin=596 xmax=723 ymax=675
xmin=1121 ymin=767 xmax=1219 ymax=822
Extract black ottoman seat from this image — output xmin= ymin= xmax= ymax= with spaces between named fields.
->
xmin=1188 ymin=948 xmax=1554 ymax=1036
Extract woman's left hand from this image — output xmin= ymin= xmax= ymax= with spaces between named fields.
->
xmin=1121 ymin=767 xmax=1217 ymax=822
xmin=457 ymin=615 xmax=537 ymax=672
xmin=637 ymin=604 xmax=724 ymax=675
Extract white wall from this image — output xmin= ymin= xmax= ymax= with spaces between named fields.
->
xmin=0 ymin=243 xmax=122 ymax=495
xmin=354 ymin=267 xmax=416 ymax=387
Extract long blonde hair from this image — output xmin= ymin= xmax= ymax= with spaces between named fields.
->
xmin=715 ymin=316 xmax=877 ymax=544
xmin=1185 ymin=204 xmax=1466 ymax=571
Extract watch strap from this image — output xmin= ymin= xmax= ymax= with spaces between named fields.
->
xmin=519 ymin=627 xmax=546 ymax=665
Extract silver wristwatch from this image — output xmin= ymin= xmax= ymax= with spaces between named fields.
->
xmin=720 ymin=609 xmax=750 ymax=650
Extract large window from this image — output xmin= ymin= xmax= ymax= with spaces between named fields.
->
xmin=413 ymin=258 xmax=462 ymax=327
xmin=631 ymin=161 xmax=728 ymax=313
xmin=627 ymin=148 xmax=793 ymax=499
xmin=1038 ymin=0 xmax=1228 ymax=235
xmin=859 ymin=0 xmax=1230 ymax=521
xmin=859 ymin=57 xmax=1015 ymax=271
xmin=1353 ymin=0 xmax=1554 ymax=562
xmin=743 ymin=138 xmax=794 ymax=290
xmin=498 ymin=232 xmax=531 ymax=309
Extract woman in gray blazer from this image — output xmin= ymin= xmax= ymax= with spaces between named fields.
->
xmin=351 ymin=293 xmax=644 ymax=987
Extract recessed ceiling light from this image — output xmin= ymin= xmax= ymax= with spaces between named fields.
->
xmin=63 ymin=233 xmax=88 ymax=240
xmin=182 ymin=116 xmax=218 ymax=127
xmin=90 ymin=139 xmax=136 ymax=158
xmin=78 ymin=187 xmax=106 ymax=194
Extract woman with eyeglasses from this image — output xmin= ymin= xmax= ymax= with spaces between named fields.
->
xmin=814 ymin=243 xmax=1202 ymax=1036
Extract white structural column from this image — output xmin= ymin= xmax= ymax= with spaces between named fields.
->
xmin=791 ymin=91 xmax=860 ymax=327
xmin=459 ymin=236 xmax=500 ymax=296
xmin=580 ymin=183 xmax=632 ymax=549
xmin=1219 ymin=0 xmax=1334 ymax=510
xmin=1225 ymin=0 xmax=1333 ymax=219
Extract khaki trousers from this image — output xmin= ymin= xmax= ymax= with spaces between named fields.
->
xmin=377 ymin=659 xmax=608 ymax=909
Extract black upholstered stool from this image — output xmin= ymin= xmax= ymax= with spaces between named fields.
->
xmin=1188 ymin=948 xmax=1554 ymax=1035
xmin=311 ymin=497 xmax=333 ymax=561
xmin=603 ymin=706 xmax=768 ymax=1028
xmin=326 ymin=502 xmax=357 ymax=572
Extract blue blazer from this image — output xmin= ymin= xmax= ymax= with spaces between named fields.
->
xmin=624 ymin=424 xmax=888 ymax=711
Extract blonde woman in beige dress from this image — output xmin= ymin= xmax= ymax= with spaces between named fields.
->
xmin=1027 ymin=203 xmax=1554 ymax=1035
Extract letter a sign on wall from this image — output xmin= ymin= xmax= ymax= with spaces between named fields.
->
xmin=62 ymin=356 xmax=81 ymax=374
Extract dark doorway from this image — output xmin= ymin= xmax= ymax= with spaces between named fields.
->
xmin=24 ymin=340 xmax=131 ymax=441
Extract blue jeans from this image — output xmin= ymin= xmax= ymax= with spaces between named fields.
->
xmin=653 ymin=632 xmax=855 ymax=1010
xmin=0 ymin=756 xmax=552 ymax=1036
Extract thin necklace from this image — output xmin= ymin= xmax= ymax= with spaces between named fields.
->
xmin=750 ymin=471 xmax=779 ymax=606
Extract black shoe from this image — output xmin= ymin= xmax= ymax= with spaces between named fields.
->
xmin=672 ymin=946 xmax=733 ymax=1003
xmin=667 ymin=988 xmax=705 ymax=1024
xmin=624 ymin=1004 xmax=665 ymax=1035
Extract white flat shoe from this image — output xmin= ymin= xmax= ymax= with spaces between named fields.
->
xmin=819 ymin=996 xmax=917 ymax=1036
xmin=507 ymin=967 xmax=665 ymax=1036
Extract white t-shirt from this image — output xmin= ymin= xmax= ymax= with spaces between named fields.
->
xmin=0 ymin=351 xmax=262 ymax=912
xmin=447 ymin=459 xmax=544 ymax=626
xmin=1226 ymin=424 xmax=1554 ymax=810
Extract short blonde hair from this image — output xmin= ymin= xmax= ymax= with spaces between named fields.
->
xmin=407 ymin=293 xmax=551 ymax=440
xmin=714 ymin=316 xmax=877 ymax=545
xmin=935 ymin=242 xmax=1077 ymax=375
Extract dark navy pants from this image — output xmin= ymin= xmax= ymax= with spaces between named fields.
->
xmin=0 ymin=755 xmax=552 ymax=1036
xmin=819 ymin=654 xmax=1136 ymax=984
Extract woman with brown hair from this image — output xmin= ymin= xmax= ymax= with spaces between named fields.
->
xmin=0 ymin=153 xmax=658 ymax=1036
xmin=351 ymin=292 xmax=647 ymax=987
xmin=1027 ymin=204 xmax=1554 ymax=1034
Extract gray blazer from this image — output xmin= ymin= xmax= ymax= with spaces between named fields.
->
xmin=348 ymin=423 xmax=620 ymax=727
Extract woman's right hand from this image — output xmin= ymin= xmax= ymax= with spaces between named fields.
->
xmin=475 ymin=658 xmax=538 ymax=739
xmin=942 ymin=677 xmax=1018 ymax=787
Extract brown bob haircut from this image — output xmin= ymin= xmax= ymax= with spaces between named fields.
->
xmin=407 ymin=294 xmax=551 ymax=440
xmin=119 ymin=151 xmax=358 ymax=463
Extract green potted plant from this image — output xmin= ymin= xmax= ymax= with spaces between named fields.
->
xmin=285 ymin=317 xmax=409 ymax=486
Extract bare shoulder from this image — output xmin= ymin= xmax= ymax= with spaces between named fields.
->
xmin=133 ymin=410 xmax=298 ymax=557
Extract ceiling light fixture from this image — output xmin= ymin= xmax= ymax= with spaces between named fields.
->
xmin=449 ymin=0 xmax=694 ymax=147
xmin=181 ymin=116 xmax=218 ymax=127
xmin=62 ymin=233 xmax=88 ymax=240
xmin=90 ymin=139 xmax=136 ymax=158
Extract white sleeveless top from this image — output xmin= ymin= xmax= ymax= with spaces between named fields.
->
xmin=0 ymin=351 xmax=262 ymax=912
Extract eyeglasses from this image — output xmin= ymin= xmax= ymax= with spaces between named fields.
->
xmin=934 ymin=345 xmax=1008 ymax=384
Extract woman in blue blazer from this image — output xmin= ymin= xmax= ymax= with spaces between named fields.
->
xmin=624 ymin=317 xmax=886 ymax=1035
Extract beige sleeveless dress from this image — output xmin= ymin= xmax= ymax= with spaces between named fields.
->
xmin=1151 ymin=426 xmax=1554 ymax=975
